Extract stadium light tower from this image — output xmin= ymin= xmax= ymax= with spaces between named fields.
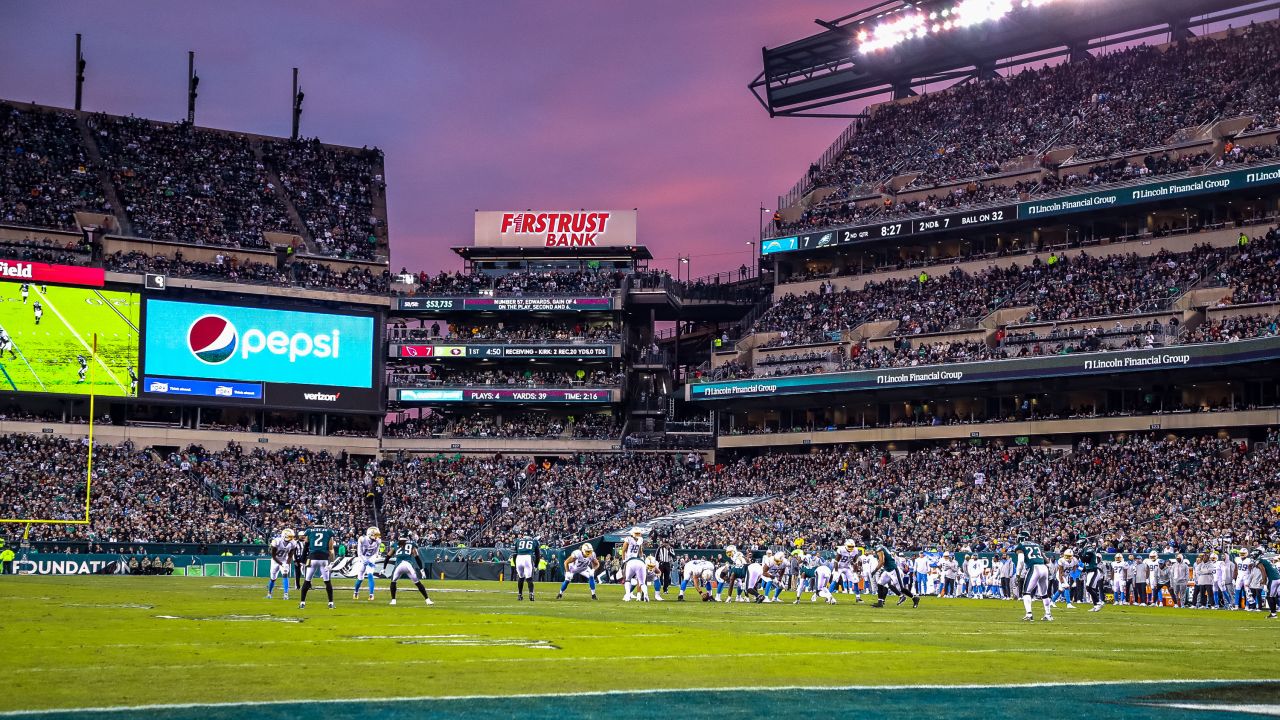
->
xmin=187 ymin=51 xmax=199 ymax=124
xmin=291 ymin=67 xmax=304 ymax=141
xmin=74 ymin=34 xmax=86 ymax=111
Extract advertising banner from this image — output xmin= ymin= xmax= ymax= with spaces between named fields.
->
xmin=141 ymin=298 xmax=379 ymax=410
xmin=0 ymin=280 xmax=139 ymax=397
xmin=397 ymin=296 xmax=614 ymax=312
xmin=0 ymin=259 xmax=105 ymax=287
xmin=390 ymin=343 xmax=618 ymax=359
xmin=761 ymin=161 xmax=1280 ymax=256
xmin=474 ymin=210 xmax=636 ymax=248
xmin=395 ymin=387 xmax=615 ymax=403
xmin=688 ymin=335 xmax=1280 ymax=401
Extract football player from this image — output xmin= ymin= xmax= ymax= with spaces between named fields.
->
xmin=266 ymin=528 xmax=297 ymax=599
xmin=1012 ymin=531 xmax=1051 ymax=621
xmin=869 ymin=540 xmax=918 ymax=608
xmin=352 ymin=526 xmax=380 ymax=601
xmin=557 ymin=543 xmax=600 ymax=600
xmin=299 ymin=525 xmax=337 ymax=609
xmin=385 ymin=536 xmax=433 ymax=606
xmin=622 ymin=553 xmax=650 ymax=602
xmin=513 ymin=533 xmax=540 ymax=601
xmin=1255 ymin=549 xmax=1279 ymax=619
xmin=834 ymin=539 xmax=861 ymax=599
xmin=678 ymin=556 xmax=715 ymax=601
xmin=33 ymin=301 xmax=43 ymax=326
xmin=1077 ymin=534 xmax=1105 ymax=612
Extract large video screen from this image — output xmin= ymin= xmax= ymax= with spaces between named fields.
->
xmin=141 ymin=298 xmax=378 ymax=410
xmin=0 ymin=280 xmax=139 ymax=397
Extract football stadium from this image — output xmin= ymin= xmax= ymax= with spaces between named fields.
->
xmin=0 ymin=1 xmax=1278 ymax=717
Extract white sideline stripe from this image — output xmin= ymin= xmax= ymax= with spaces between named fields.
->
xmin=1140 ymin=703 xmax=1280 ymax=716
xmin=0 ymin=646 xmax=1245 ymax=674
xmin=0 ymin=679 xmax=1273 ymax=717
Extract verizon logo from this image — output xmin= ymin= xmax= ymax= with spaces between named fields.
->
xmin=303 ymin=392 xmax=341 ymax=402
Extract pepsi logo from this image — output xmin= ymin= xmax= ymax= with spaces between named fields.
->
xmin=188 ymin=315 xmax=238 ymax=365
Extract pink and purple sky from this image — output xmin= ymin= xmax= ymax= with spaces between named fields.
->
xmin=0 ymin=1 xmax=868 ymax=276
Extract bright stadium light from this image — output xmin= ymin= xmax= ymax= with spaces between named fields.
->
xmin=857 ymin=0 xmax=1062 ymax=53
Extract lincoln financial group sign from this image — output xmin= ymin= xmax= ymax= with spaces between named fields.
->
xmin=687 ymin=336 xmax=1280 ymax=401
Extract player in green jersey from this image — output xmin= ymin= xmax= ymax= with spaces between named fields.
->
xmin=298 ymin=526 xmax=336 ymax=610
xmin=514 ymin=535 xmax=540 ymax=601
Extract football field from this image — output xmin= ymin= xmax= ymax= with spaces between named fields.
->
xmin=0 ymin=576 xmax=1275 ymax=718
xmin=0 ymin=282 xmax=139 ymax=397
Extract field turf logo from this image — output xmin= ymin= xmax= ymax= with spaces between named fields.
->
xmin=188 ymin=315 xmax=238 ymax=365
xmin=187 ymin=313 xmax=344 ymax=365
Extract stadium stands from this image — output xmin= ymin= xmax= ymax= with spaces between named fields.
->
xmin=6 ymin=432 xmax=1274 ymax=556
xmin=0 ymin=103 xmax=111 ymax=230
xmin=775 ymin=24 xmax=1280 ymax=238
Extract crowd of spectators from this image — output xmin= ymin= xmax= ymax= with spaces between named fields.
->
xmin=776 ymin=23 xmax=1280 ymax=238
xmin=662 ymin=434 xmax=1278 ymax=556
xmin=1183 ymin=312 xmax=1280 ymax=344
xmin=754 ymin=265 xmax=1024 ymax=345
xmin=407 ymin=270 xmax=621 ymax=296
xmin=91 ymin=115 xmax=295 ymax=249
xmin=0 ymin=235 xmax=92 ymax=266
xmin=0 ymin=103 xmax=111 ymax=232
xmin=570 ymin=413 xmax=622 ymax=439
xmin=102 ymin=251 xmax=390 ymax=295
xmin=4 ymin=430 xmax=1276 ymax=555
xmin=261 ymin=139 xmax=385 ymax=260
xmin=448 ymin=413 xmax=564 ymax=439
xmin=750 ymin=237 xmax=1274 ymax=349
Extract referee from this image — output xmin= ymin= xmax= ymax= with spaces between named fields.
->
xmin=656 ymin=540 xmax=675 ymax=593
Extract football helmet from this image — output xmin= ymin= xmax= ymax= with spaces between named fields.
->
xmin=580 ymin=543 xmax=593 ymax=556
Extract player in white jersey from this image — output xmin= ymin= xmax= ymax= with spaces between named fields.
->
xmin=679 ymin=557 xmax=715 ymax=601
xmin=266 ymin=528 xmax=298 ymax=599
xmin=621 ymin=528 xmax=645 ymax=562
xmin=743 ymin=555 xmax=767 ymax=603
xmin=1111 ymin=555 xmax=1129 ymax=604
xmin=1234 ymin=549 xmax=1254 ymax=610
xmin=834 ymin=540 xmax=862 ymax=599
xmin=645 ymin=556 xmax=665 ymax=601
xmin=352 ymin=527 xmax=381 ymax=600
xmin=812 ymin=556 xmax=837 ymax=604
xmin=760 ymin=552 xmax=788 ymax=602
xmin=623 ymin=554 xmax=651 ymax=602
xmin=557 ymin=543 xmax=600 ymax=600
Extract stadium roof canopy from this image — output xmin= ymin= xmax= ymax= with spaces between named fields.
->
xmin=751 ymin=0 xmax=1280 ymax=117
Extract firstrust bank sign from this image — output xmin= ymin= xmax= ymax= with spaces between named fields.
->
xmin=475 ymin=210 xmax=637 ymax=248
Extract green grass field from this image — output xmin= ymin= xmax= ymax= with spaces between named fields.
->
xmin=0 ymin=281 xmax=139 ymax=397
xmin=0 ymin=576 xmax=1275 ymax=718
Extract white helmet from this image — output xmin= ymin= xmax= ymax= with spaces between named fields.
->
xmin=580 ymin=543 xmax=594 ymax=556
xmin=645 ymin=555 xmax=658 ymax=568
xmin=281 ymin=528 xmax=295 ymax=540
xmin=367 ymin=527 xmax=380 ymax=540
xmin=844 ymin=538 xmax=856 ymax=549
xmin=1149 ymin=550 xmax=1158 ymax=558
xmin=724 ymin=544 xmax=737 ymax=556
xmin=774 ymin=551 xmax=787 ymax=563
xmin=1063 ymin=549 xmax=1073 ymax=558
xmin=630 ymin=528 xmax=643 ymax=539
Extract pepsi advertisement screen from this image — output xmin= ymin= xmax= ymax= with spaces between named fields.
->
xmin=140 ymin=298 xmax=379 ymax=410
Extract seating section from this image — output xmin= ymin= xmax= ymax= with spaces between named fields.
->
xmin=92 ymin=115 xmax=296 ymax=249
xmin=0 ymin=103 xmax=110 ymax=230
xmin=262 ymin=139 xmax=385 ymax=260
xmin=7 ymin=433 xmax=1273 ymax=555
xmin=780 ymin=24 xmax=1280 ymax=236
xmin=747 ymin=229 xmax=1278 ymax=354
